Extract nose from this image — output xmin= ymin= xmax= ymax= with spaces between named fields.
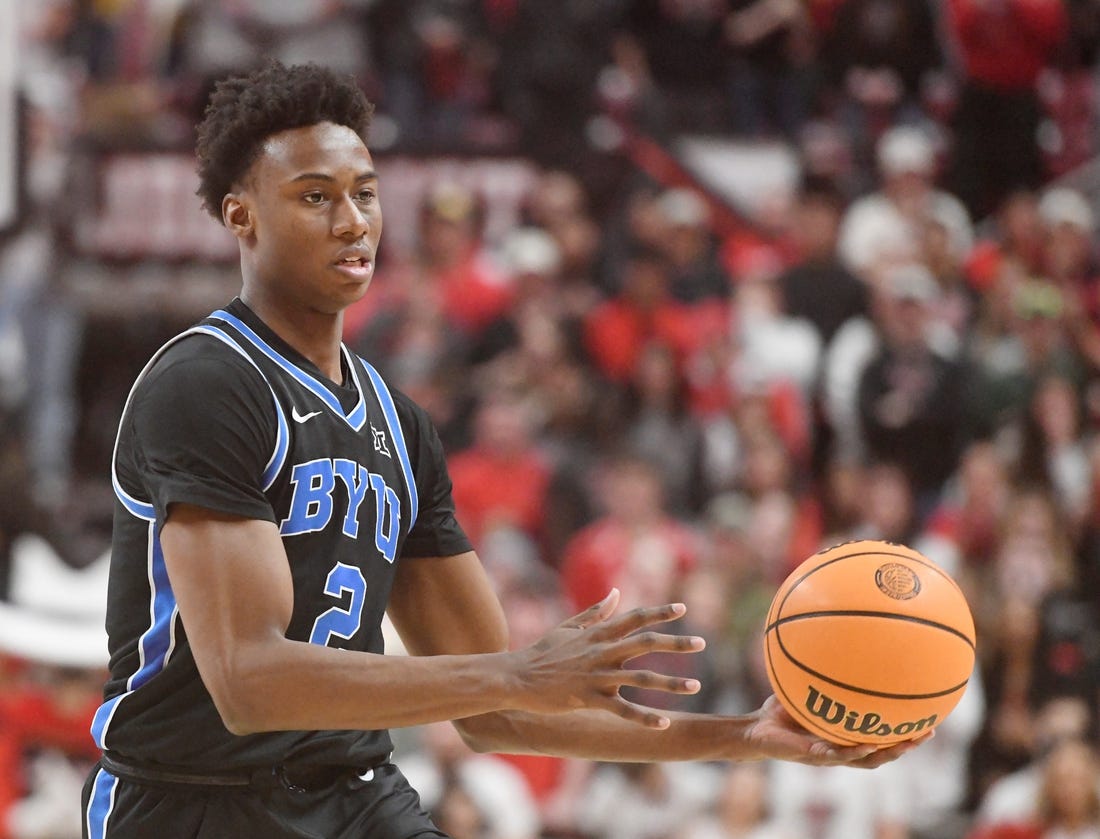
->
xmin=332 ymin=194 xmax=370 ymax=240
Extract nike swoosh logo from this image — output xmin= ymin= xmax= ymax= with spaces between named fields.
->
xmin=292 ymin=406 xmax=322 ymax=424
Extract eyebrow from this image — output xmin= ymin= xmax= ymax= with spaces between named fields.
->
xmin=289 ymin=170 xmax=378 ymax=184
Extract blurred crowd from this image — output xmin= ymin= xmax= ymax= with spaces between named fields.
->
xmin=2 ymin=0 xmax=1100 ymax=837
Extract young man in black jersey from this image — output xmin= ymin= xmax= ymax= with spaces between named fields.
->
xmin=82 ymin=63 xmax=925 ymax=839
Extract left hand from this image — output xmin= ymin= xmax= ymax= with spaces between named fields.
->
xmin=742 ymin=696 xmax=933 ymax=769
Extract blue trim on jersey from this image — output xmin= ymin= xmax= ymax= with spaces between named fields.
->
xmin=112 ymin=474 xmax=156 ymax=521
xmin=209 ymin=310 xmax=368 ymax=431
xmin=92 ymin=526 xmax=178 ymax=750
xmin=85 ymin=767 xmax=118 ymax=839
xmin=129 ymin=532 xmax=177 ymax=692
xmin=90 ymin=694 xmax=122 ymax=750
xmin=110 ymin=323 xmax=291 ymax=517
xmin=360 ymin=359 xmax=419 ymax=529
xmin=266 ymin=390 xmax=291 ymax=490
xmin=192 ymin=325 xmax=290 ymax=490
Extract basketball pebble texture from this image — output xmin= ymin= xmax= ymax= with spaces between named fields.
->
xmin=763 ymin=539 xmax=976 ymax=746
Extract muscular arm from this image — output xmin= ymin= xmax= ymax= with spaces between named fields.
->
xmin=160 ymin=505 xmax=698 ymax=735
xmin=390 ymin=552 xmax=927 ymax=768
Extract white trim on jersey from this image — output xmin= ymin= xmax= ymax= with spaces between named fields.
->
xmin=359 ymin=358 xmax=419 ymax=529
xmin=92 ymin=523 xmax=179 ymax=751
xmin=108 ymin=325 xmax=291 ymax=521
xmin=209 ymin=309 xmax=370 ymax=431
xmin=192 ymin=325 xmax=290 ymax=490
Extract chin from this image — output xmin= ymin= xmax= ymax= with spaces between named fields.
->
xmin=344 ymin=278 xmax=373 ymax=302
xmin=322 ymin=280 xmax=372 ymax=313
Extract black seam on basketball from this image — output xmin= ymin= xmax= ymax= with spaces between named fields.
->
xmin=777 ymin=550 xmax=967 ymax=615
xmin=768 ymin=624 xmax=970 ymax=699
xmin=764 ymin=632 xmax=861 ymax=746
xmin=774 ymin=550 xmax=974 ymax=642
xmin=765 ymin=610 xmax=976 ymax=648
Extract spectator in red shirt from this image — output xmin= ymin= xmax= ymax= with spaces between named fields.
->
xmin=583 ymin=244 xmax=707 ymax=385
xmin=447 ymin=393 xmax=552 ymax=552
xmin=559 ymin=452 xmax=705 ymax=715
xmin=945 ymin=0 xmax=1069 ymax=219
xmin=0 ymin=659 xmax=103 ymax=839
xmin=559 ymin=452 xmax=700 ymax=613
xmin=349 ymin=181 xmax=515 ymax=348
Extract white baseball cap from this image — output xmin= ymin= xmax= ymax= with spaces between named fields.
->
xmin=1038 ymin=187 xmax=1096 ymax=233
xmin=877 ymin=127 xmax=935 ymax=176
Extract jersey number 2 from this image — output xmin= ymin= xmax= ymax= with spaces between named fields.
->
xmin=309 ymin=562 xmax=366 ymax=646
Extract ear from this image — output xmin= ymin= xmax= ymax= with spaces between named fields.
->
xmin=222 ymin=193 xmax=254 ymax=239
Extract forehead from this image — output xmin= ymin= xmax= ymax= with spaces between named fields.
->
xmin=252 ymin=122 xmax=372 ymax=181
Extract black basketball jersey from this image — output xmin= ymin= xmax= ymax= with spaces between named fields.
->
xmin=90 ymin=298 xmax=471 ymax=770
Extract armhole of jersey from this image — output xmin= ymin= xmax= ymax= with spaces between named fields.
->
xmin=110 ymin=326 xmax=290 ymax=520
xmin=189 ymin=325 xmax=289 ymax=491
xmin=358 ymin=357 xmax=419 ymax=529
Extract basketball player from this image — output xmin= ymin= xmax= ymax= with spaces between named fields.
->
xmin=81 ymin=63 xmax=925 ymax=839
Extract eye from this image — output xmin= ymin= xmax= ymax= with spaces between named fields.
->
xmin=355 ymin=188 xmax=376 ymax=204
xmin=302 ymin=191 xmax=326 ymax=205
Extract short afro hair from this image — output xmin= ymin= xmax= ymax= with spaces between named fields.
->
xmin=195 ymin=62 xmax=374 ymax=222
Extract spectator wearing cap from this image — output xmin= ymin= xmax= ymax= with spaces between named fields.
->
xmin=1039 ymin=187 xmax=1098 ymax=284
xmin=855 ymin=263 xmax=977 ymax=515
xmin=821 ymin=259 xmax=961 ymax=466
xmin=518 ymin=172 xmax=603 ymax=319
xmin=468 ymin=226 xmax=570 ymax=367
xmin=1035 ymin=187 xmax=1100 ymax=371
xmin=971 ymin=279 xmax=1088 ymax=445
xmin=945 ymin=0 xmax=1069 ymax=220
xmin=414 ymin=181 xmax=515 ymax=337
xmin=651 ymin=188 xmax=732 ymax=304
xmin=838 ymin=126 xmax=973 ymax=284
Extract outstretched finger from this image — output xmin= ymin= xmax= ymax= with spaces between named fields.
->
xmin=611 ymin=630 xmax=707 ymax=662
xmin=616 ymin=668 xmax=702 ymax=696
xmin=591 ymin=602 xmax=689 ymax=641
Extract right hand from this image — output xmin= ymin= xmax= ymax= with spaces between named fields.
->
xmin=505 ymin=589 xmax=705 ymax=729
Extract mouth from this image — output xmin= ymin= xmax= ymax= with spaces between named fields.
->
xmin=333 ymin=255 xmax=374 ymax=279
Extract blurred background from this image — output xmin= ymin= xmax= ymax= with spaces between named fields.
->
xmin=1 ymin=0 xmax=1099 ymax=837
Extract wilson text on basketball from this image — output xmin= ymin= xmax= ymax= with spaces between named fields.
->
xmin=804 ymin=685 xmax=938 ymax=737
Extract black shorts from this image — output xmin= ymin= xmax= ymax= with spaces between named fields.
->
xmin=81 ymin=760 xmax=450 ymax=839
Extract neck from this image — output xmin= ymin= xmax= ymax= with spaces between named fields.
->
xmin=240 ymin=289 xmax=345 ymax=383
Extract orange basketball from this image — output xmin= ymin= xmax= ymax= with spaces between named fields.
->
xmin=763 ymin=539 xmax=976 ymax=746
